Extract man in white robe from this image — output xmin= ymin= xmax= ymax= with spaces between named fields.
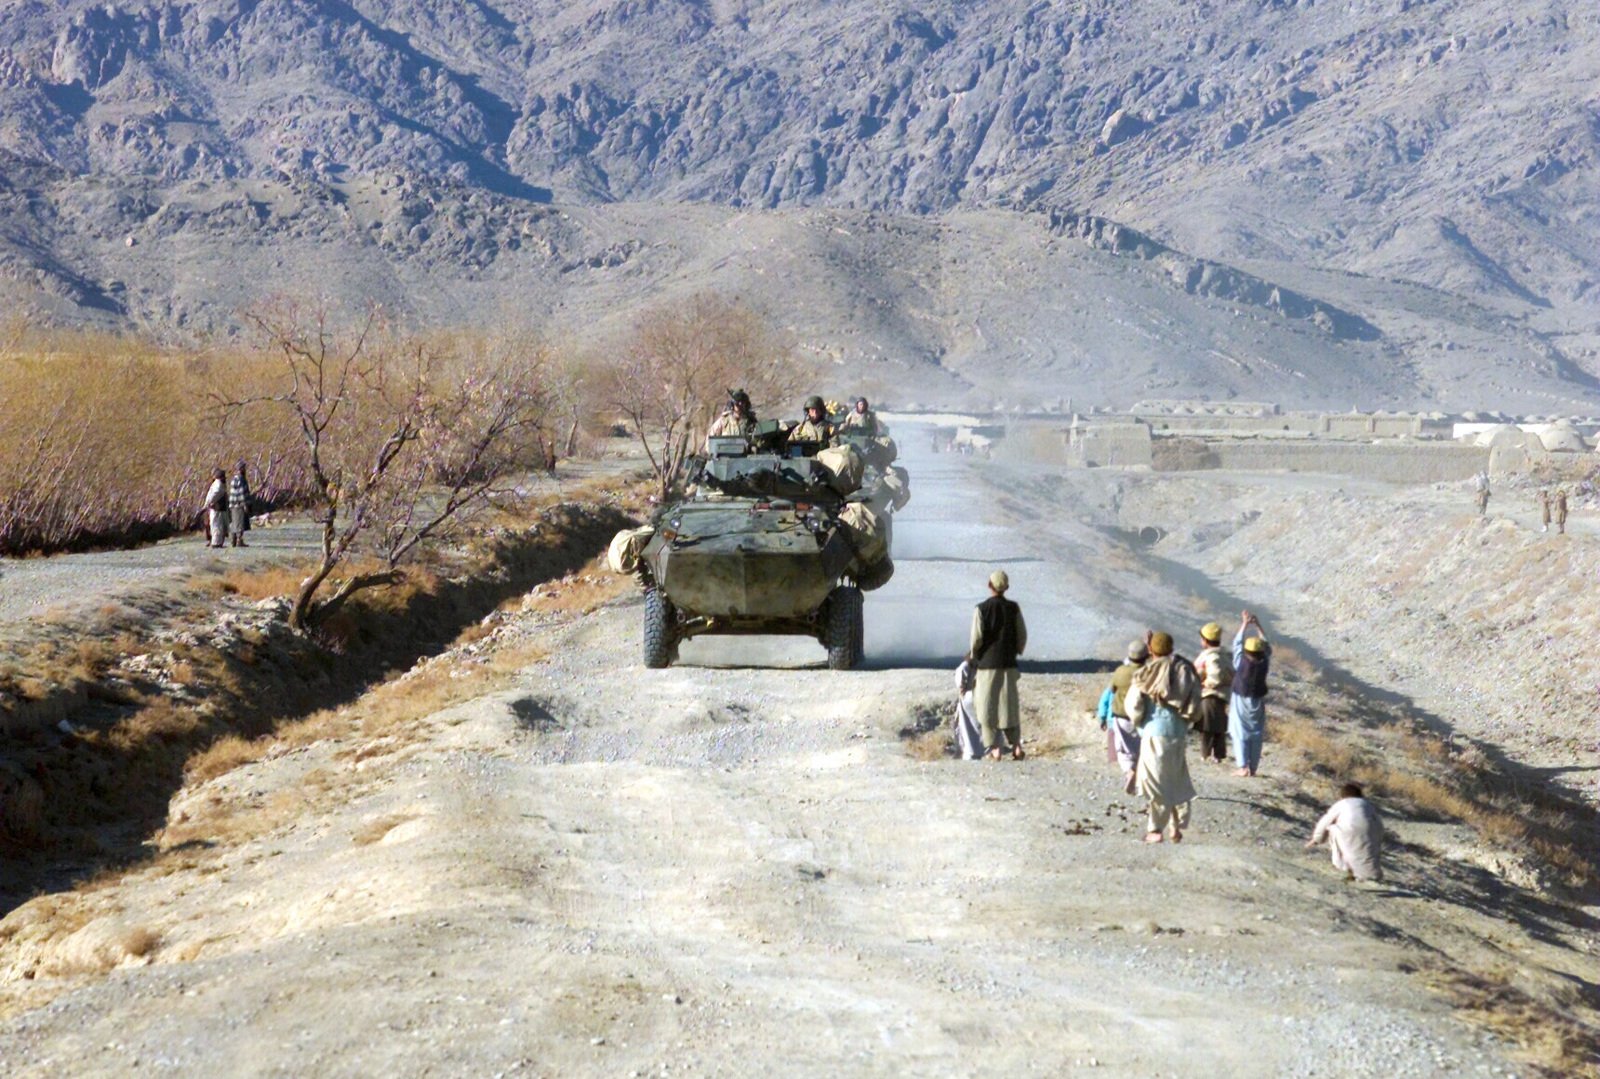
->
xmin=1307 ymin=783 xmax=1385 ymax=882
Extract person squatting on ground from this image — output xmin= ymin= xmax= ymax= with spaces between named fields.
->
xmin=1100 ymin=640 xmax=1148 ymax=794
xmin=200 ymin=468 xmax=228 ymax=548
xmin=228 ymin=460 xmax=253 ymax=548
xmin=968 ymin=569 xmax=1027 ymax=760
xmin=952 ymin=657 xmax=983 ymax=761
xmin=1125 ymin=630 xmax=1200 ymax=843
xmin=1229 ymin=610 xmax=1272 ymax=777
xmin=1306 ymin=782 xmax=1385 ymax=882
xmin=1192 ymin=621 xmax=1233 ymax=764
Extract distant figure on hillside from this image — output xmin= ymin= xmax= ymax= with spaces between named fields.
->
xmin=1474 ymin=471 xmax=1490 ymax=516
xmin=228 ymin=460 xmax=253 ymax=548
xmin=1103 ymin=640 xmax=1149 ymax=794
xmin=1538 ymin=488 xmax=1552 ymax=533
xmin=953 ymin=658 xmax=982 ymax=761
xmin=1306 ymin=782 xmax=1385 ymax=882
xmin=1192 ymin=621 xmax=1233 ymax=765
xmin=200 ymin=468 xmax=227 ymax=549
xmin=1555 ymin=487 xmax=1569 ymax=535
xmin=968 ymin=569 xmax=1027 ymax=760
xmin=1124 ymin=630 xmax=1200 ymax=843
xmin=1229 ymin=610 xmax=1272 ymax=778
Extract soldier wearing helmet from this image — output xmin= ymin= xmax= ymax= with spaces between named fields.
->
xmin=840 ymin=396 xmax=880 ymax=436
xmin=788 ymin=394 xmax=835 ymax=444
xmin=705 ymin=388 xmax=756 ymax=447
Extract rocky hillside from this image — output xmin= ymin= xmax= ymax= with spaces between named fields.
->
xmin=1 ymin=0 xmax=1597 ymax=408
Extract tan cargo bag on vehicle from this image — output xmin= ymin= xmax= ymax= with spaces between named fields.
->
xmin=606 ymin=526 xmax=655 ymax=574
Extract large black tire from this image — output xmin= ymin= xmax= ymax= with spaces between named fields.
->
xmin=823 ymin=585 xmax=863 ymax=670
xmin=643 ymin=587 xmax=677 ymax=669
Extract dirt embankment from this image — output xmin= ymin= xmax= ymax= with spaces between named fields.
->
xmin=0 ymin=479 xmax=643 ymax=912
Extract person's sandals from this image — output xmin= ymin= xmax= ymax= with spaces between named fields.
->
xmin=1143 ymin=832 xmax=1164 ymax=844
xmin=1010 ymin=744 xmax=1025 ymax=761
xmin=984 ymin=747 xmax=1004 ymax=761
xmin=1170 ymin=830 xmax=1184 ymax=843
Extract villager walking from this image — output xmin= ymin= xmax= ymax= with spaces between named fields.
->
xmin=1192 ymin=621 xmax=1232 ymax=764
xmin=1228 ymin=610 xmax=1272 ymax=777
xmin=1306 ymin=782 xmax=1385 ymax=882
xmin=968 ymin=569 xmax=1027 ymax=761
xmin=200 ymin=468 xmax=227 ymax=549
xmin=1539 ymin=488 xmax=1552 ymax=533
xmin=1555 ymin=487 xmax=1568 ymax=535
xmin=953 ymin=658 xmax=983 ymax=761
xmin=1102 ymin=640 xmax=1149 ymax=794
xmin=1474 ymin=471 xmax=1490 ymax=516
xmin=1124 ymin=631 xmax=1200 ymax=843
xmin=228 ymin=460 xmax=253 ymax=548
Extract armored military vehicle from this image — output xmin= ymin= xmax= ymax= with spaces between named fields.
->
xmin=608 ymin=420 xmax=905 ymax=670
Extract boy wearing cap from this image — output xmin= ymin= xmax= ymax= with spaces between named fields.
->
xmin=1192 ymin=622 xmax=1232 ymax=763
xmin=968 ymin=570 xmax=1027 ymax=760
xmin=1105 ymin=641 xmax=1148 ymax=793
xmin=1229 ymin=610 xmax=1272 ymax=777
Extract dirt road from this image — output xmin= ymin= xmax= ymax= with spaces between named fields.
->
xmin=0 ymin=432 xmax=1584 ymax=1076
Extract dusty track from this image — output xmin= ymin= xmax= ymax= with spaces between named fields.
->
xmin=0 ymin=432 xmax=1593 ymax=1076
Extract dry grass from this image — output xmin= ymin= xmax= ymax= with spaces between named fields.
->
xmin=0 ymin=328 xmax=308 ymax=554
xmin=1428 ymin=966 xmax=1600 ymax=1078
xmin=905 ymin=729 xmax=953 ymax=762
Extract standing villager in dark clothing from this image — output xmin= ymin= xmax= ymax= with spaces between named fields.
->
xmin=968 ymin=569 xmax=1027 ymax=760
xmin=1228 ymin=610 xmax=1272 ymax=777
xmin=228 ymin=460 xmax=253 ymax=547
xmin=1192 ymin=622 xmax=1233 ymax=764
xmin=1555 ymin=487 xmax=1569 ymax=535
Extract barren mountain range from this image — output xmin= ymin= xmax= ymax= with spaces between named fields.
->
xmin=2 ymin=0 xmax=1598 ymax=408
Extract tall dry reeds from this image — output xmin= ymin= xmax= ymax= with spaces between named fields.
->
xmin=0 ymin=327 xmax=308 ymax=554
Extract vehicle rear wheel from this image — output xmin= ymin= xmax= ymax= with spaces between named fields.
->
xmin=824 ymin=585 xmax=863 ymax=670
xmin=643 ymin=587 xmax=677 ymax=669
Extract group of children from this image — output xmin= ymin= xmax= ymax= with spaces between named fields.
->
xmin=950 ymin=610 xmax=1386 ymax=880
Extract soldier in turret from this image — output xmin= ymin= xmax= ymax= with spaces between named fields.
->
xmin=841 ymin=396 xmax=880 ymax=436
xmin=788 ymin=395 xmax=835 ymax=444
xmin=705 ymin=389 xmax=755 ymax=448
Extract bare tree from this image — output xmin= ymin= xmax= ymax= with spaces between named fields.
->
xmin=602 ymin=294 xmax=805 ymax=502
xmin=228 ymin=303 xmax=549 ymax=630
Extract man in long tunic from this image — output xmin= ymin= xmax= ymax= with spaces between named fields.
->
xmin=1192 ymin=622 xmax=1232 ymax=764
xmin=968 ymin=570 xmax=1027 ymax=760
xmin=1307 ymin=782 xmax=1385 ymax=882
xmin=1124 ymin=630 xmax=1200 ymax=843
xmin=1555 ymin=487 xmax=1569 ymax=534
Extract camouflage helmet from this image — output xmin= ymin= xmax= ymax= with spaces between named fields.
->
xmin=804 ymin=394 xmax=825 ymax=412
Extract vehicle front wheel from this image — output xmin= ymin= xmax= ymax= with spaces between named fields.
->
xmin=823 ymin=585 xmax=863 ymax=670
xmin=643 ymin=587 xmax=677 ymax=669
